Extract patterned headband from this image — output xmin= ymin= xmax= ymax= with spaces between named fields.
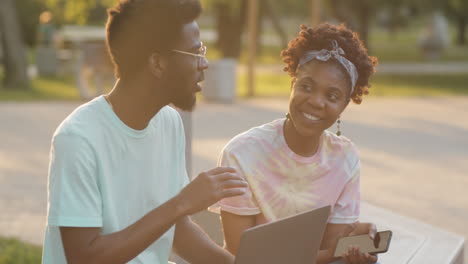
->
xmin=298 ymin=40 xmax=358 ymax=95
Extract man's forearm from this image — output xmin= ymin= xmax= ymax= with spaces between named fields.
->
xmin=173 ymin=216 xmax=234 ymax=264
xmin=66 ymin=195 xmax=188 ymax=264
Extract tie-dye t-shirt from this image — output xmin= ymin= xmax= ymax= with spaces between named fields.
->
xmin=210 ymin=118 xmax=360 ymax=224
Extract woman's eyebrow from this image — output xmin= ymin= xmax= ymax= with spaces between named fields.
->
xmin=298 ymin=76 xmax=316 ymax=84
xmin=327 ymin=86 xmax=344 ymax=94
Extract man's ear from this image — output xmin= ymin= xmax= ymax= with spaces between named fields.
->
xmin=148 ymin=53 xmax=167 ymax=79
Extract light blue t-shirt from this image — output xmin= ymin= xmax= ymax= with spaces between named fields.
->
xmin=42 ymin=96 xmax=189 ymax=263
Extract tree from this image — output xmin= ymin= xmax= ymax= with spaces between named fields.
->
xmin=203 ymin=0 xmax=289 ymax=59
xmin=380 ymin=0 xmax=410 ymax=36
xmin=211 ymin=0 xmax=248 ymax=58
xmin=326 ymin=0 xmax=378 ymax=47
xmin=44 ymin=0 xmax=115 ymax=25
xmin=444 ymin=0 xmax=468 ymax=45
xmin=16 ymin=0 xmax=46 ymax=47
xmin=411 ymin=0 xmax=468 ymax=45
xmin=0 ymin=0 xmax=30 ymax=89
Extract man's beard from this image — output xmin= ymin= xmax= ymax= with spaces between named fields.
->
xmin=171 ymin=88 xmax=196 ymax=111
xmin=165 ymin=75 xmax=197 ymax=112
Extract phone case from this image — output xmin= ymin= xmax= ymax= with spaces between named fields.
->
xmin=333 ymin=230 xmax=393 ymax=257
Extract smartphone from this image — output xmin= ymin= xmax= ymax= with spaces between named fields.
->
xmin=333 ymin=230 xmax=392 ymax=257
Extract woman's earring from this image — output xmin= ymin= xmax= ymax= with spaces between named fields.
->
xmin=285 ymin=113 xmax=291 ymax=119
xmin=336 ymin=117 xmax=341 ymax=136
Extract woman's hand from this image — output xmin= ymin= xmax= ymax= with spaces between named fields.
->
xmin=341 ymin=222 xmax=378 ymax=264
xmin=349 ymin=222 xmax=377 ymax=240
xmin=342 ymin=245 xmax=378 ymax=264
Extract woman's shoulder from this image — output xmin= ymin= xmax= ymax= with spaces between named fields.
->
xmin=223 ymin=118 xmax=284 ymax=154
xmin=321 ymin=130 xmax=359 ymax=161
xmin=322 ymin=129 xmax=356 ymax=147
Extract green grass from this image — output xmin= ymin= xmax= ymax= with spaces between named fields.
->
xmin=0 ymin=237 xmax=42 ymax=264
xmin=237 ymin=72 xmax=468 ymax=97
xmin=1 ymin=72 xmax=467 ymax=101
xmin=370 ymin=27 xmax=468 ymax=63
xmin=0 ymin=75 xmax=79 ymax=101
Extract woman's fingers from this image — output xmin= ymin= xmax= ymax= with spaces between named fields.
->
xmin=368 ymin=223 xmax=377 ymax=240
xmin=343 ymin=245 xmax=378 ymax=264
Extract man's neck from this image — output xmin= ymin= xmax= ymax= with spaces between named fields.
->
xmin=106 ymin=76 xmax=169 ymax=130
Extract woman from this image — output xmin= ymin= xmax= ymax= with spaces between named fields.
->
xmin=210 ymin=23 xmax=379 ymax=264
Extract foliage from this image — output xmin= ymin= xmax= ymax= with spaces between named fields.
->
xmin=44 ymin=0 xmax=115 ymax=26
xmin=410 ymin=0 xmax=468 ymax=45
xmin=9 ymin=0 xmax=117 ymax=47
xmin=15 ymin=0 xmax=46 ymax=47
xmin=0 ymin=237 xmax=42 ymax=264
xmin=443 ymin=0 xmax=468 ymax=23
xmin=410 ymin=0 xmax=468 ymax=17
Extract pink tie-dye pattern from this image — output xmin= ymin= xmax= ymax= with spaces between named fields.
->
xmin=210 ymin=118 xmax=360 ymax=224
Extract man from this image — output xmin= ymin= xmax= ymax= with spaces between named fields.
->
xmin=42 ymin=0 xmax=247 ymax=263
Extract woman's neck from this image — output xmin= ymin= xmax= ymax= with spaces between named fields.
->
xmin=283 ymin=118 xmax=321 ymax=157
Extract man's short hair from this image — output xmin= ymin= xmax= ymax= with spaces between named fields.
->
xmin=106 ymin=0 xmax=202 ymax=79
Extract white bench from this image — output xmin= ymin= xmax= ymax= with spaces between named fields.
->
xmin=331 ymin=202 xmax=465 ymax=264
xmin=171 ymin=202 xmax=465 ymax=264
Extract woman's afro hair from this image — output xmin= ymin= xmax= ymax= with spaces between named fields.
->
xmin=281 ymin=23 xmax=378 ymax=104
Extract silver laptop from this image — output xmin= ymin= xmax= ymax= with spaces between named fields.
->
xmin=235 ymin=205 xmax=331 ymax=264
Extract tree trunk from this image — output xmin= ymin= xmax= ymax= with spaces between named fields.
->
xmin=263 ymin=0 xmax=288 ymax=48
xmin=456 ymin=16 xmax=467 ymax=45
xmin=215 ymin=0 xmax=248 ymax=58
xmin=0 ymin=0 xmax=30 ymax=89
xmin=328 ymin=0 xmax=373 ymax=48
xmin=357 ymin=2 xmax=370 ymax=49
xmin=255 ymin=0 xmax=265 ymax=56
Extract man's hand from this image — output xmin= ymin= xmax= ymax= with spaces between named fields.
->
xmin=176 ymin=167 xmax=248 ymax=216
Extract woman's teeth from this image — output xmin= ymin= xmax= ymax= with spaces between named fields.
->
xmin=303 ymin=112 xmax=320 ymax=121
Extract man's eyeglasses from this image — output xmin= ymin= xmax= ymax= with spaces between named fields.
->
xmin=171 ymin=42 xmax=207 ymax=68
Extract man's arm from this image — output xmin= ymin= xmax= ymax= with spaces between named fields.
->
xmin=173 ymin=216 xmax=234 ymax=264
xmin=61 ymin=167 xmax=248 ymax=264
xmin=221 ymin=210 xmax=257 ymax=255
xmin=61 ymin=196 xmax=184 ymax=264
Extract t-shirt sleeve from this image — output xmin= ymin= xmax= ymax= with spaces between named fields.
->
xmin=174 ymin=109 xmax=190 ymax=191
xmin=178 ymin=135 xmax=190 ymax=190
xmin=47 ymin=133 xmax=103 ymax=227
xmin=208 ymin=147 xmax=261 ymax=216
xmin=329 ymin=160 xmax=360 ymax=224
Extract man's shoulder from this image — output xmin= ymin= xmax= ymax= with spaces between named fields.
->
xmin=152 ymin=105 xmax=183 ymax=132
xmin=159 ymin=105 xmax=182 ymax=123
xmin=53 ymin=97 xmax=105 ymax=140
